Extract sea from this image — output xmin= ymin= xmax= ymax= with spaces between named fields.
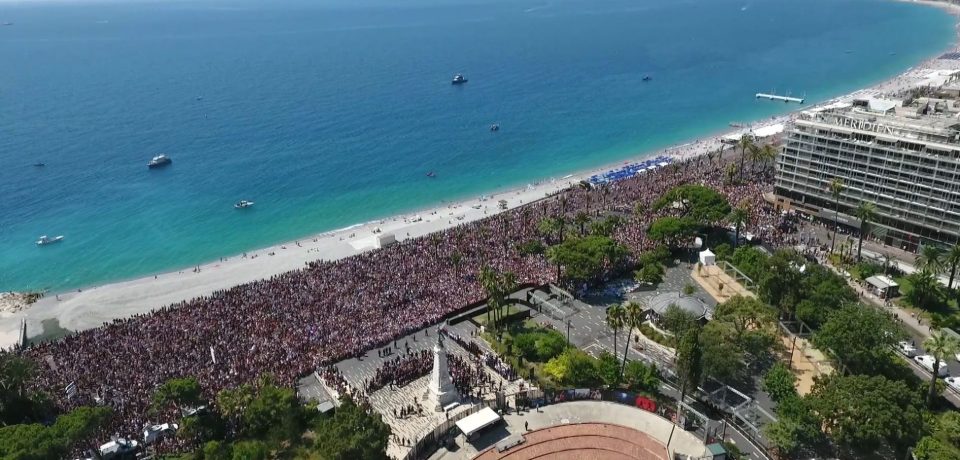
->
xmin=0 ymin=0 xmax=955 ymax=292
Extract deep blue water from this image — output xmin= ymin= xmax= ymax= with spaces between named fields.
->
xmin=0 ymin=0 xmax=954 ymax=292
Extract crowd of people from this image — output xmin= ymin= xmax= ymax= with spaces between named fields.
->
xmin=23 ymin=148 xmax=795 ymax=449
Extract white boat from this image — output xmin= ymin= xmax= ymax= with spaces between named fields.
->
xmin=36 ymin=235 xmax=64 ymax=246
xmin=234 ymin=200 xmax=254 ymax=209
xmin=148 ymin=154 xmax=172 ymax=168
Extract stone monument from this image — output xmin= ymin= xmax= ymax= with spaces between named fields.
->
xmin=424 ymin=327 xmax=459 ymax=411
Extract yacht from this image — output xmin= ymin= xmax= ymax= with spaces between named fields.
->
xmin=148 ymin=154 xmax=172 ymax=168
xmin=490 ymin=123 xmax=500 ymax=132
xmin=426 ymin=171 xmax=436 ymax=178
xmin=36 ymin=235 xmax=64 ymax=246
xmin=451 ymin=74 xmax=468 ymax=85
xmin=234 ymin=200 xmax=254 ymax=209
xmin=642 ymin=75 xmax=652 ymax=81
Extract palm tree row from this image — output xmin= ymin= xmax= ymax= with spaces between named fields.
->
xmin=606 ymin=301 xmax=647 ymax=385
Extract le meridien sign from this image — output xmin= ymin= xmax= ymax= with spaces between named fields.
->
xmin=833 ymin=116 xmax=895 ymax=135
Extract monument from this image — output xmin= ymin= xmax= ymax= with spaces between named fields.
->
xmin=425 ymin=327 xmax=459 ymax=411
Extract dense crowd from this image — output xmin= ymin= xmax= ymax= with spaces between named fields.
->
xmin=24 ymin=149 xmax=791 ymax=447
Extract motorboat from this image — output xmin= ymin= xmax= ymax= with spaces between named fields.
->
xmin=642 ymin=75 xmax=652 ymax=81
xmin=451 ymin=73 xmax=468 ymax=85
xmin=490 ymin=123 xmax=500 ymax=132
xmin=36 ymin=235 xmax=64 ymax=246
xmin=148 ymin=154 xmax=172 ymax=168
xmin=426 ymin=171 xmax=436 ymax=178
xmin=234 ymin=200 xmax=254 ymax=209
xmin=33 ymin=162 xmax=46 ymax=167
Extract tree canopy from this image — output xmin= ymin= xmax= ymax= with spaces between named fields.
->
xmin=809 ymin=374 xmax=923 ymax=455
xmin=812 ymin=304 xmax=902 ymax=375
xmin=653 ymin=184 xmax=731 ymax=224
xmin=311 ymin=396 xmax=391 ymax=460
xmin=0 ymin=406 xmax=112 ymax=460
xmin=546 ymin=235 xmax=628 ymax=285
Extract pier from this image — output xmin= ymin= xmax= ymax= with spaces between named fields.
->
xmin=756 ymin=92 xmax=804 ymax=104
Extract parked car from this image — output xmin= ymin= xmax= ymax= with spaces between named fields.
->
xmin=915 ymin=355 xmax=950 ymax=377
xmin=945 ymin=376 xmax=960 ymax=392
xmin=897 ymin=341 xmax=918 ymax=357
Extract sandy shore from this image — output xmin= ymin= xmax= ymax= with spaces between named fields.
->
xmin=2 ymin=0 xmax=960 ymax=348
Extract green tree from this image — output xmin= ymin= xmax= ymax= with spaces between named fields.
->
xmin=854 ymin=201 xmax=876 ymax=262
xmin=546 ymin=235 xmax=628 ymax=286
xmin=606 ymin=304 xmax=626 ymax=367
xmin=0 ymin=406 xmax=113 ymax=460
xmin=152 ymin=377 xmax=203 ymax=414
xmin=620 ymin=301 xmax=646 ymax=379
xmin=914 ymin=411 xmax=960 ymax=460
xmin=479 ymin=265 xmax=518 ymax=331
xmin=538 ymin=217 xmax=562 ymax=244
xmin=828 ymin=177 xmax=845 ymax=254
xmin=907 ymin=269 xmax=942 ymax=309
xmin=762 ymin=363 xmax=797 ymax=403
xmin=312 ymin=395 xmax=391 ymax=460
xmin=764 ymin=395 xmax=823 ymax=457
xmin=737 ymin=134 xmax=754 ymax=181
xmin=919 ymin=244 xmax=946 ymax=275
xmin=634 ymin=262 xmax=665 ymax=286
xmin=543 ymin=349 xmax=599 ymax=386
xmin=701 ymin=295 xmax=778 ymax=381
xmin=647 ymin=216 xmax=698 ymax=244
xmin=923 ymin=331 xmax=960 ymax=407
xmin=0 ymin=351 xmax=52 ymax=425
xmin=242 ymin=381 xmax=301 ymax=440
xmin=623 ymin=360 xmax=660 ymax=393
xmin=231 ymin=440 xmax=269 ymax=460
xmin=596 ymin=351 xmax=621 ymax=387
xmin=946 ymin=243 xmax=960 ymax=290
xmin=574 ymin=211 xmax=590 ymax=237
xmin=652 ymin=184 xmax=731 ymax=225
xmin=809 ymin=374 xmax=923 ymax=455
xmin=812 ymin=303 xmax=902 ymax=375
xmin=728 ymin=205 xmax=749 ymax=248
xmin=203 ymin=440 xmax=232 ymax=460
xmin=659 ymin=303 xmax=699 ymax=338
xmin=675 ymin=325 xmax=704 ymax=410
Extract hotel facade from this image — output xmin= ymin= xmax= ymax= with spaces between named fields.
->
xmin=774 ymin=98 xmax=960 ymax=252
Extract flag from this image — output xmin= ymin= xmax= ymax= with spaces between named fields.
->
xmin=210 ymin=346 xmax=217 ymax=364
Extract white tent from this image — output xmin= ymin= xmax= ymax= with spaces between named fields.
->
xmin=375 ymin=233 xmax=396 ymax=248
xmin=455 ymin=407 xmax=501 ymax=439
xmin=699 ymin=248 xmax=716 ymax=266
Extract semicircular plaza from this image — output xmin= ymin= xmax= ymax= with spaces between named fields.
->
xmin=474 ymin=422 xmax=668 ymax=460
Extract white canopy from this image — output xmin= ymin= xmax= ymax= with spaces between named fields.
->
xmin=699 ymin=248 xmax=716 ymax=266
xmin=375 ymin=233 xmax=396 ymax=248
xmin=456 ymin=407 xmax=501 ymax=438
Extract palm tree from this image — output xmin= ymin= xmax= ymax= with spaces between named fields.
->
xmin=538 ymin=217 xmax=561 ymax=244
xmin=828 ymin=178 xmax=845 ymax=254
xmin=728 ymin=205 xmax=749 ymax=248
xmin=606 ymin=304 xmax=626 ymax=367
xmin=725 ymin=163 xmax=738 ymax=184
xmin=574 ymin=211 xmax=590 ymax=237
xmin=854 ymin=201 xmax=876 ymax=262
xmin=747 ymin=143 xmax=763 ymax=173
xmin=924 ymin=331 xmax=959 ymax=407
xmin=918 ymin=244 xmax=946 ymax=275
xmin=634 ymin=202 xmax=648 ymax=248
xmin=760 ymin=143 xmax=778 ymax=173
xmin=620 ymin=301 xmax=646 ymax=379
xmin=737 ymin=134 xmax=754 ymax=181
xmin=946 ymin=243 xmax=960 ymax=290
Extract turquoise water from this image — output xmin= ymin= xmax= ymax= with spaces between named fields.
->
xmin=0 ymin=0 xmax=954 ymax=292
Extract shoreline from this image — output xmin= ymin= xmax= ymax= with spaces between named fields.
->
xmin=2 ymin=0 xmax=960 ymax=347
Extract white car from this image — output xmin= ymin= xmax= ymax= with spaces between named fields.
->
xmin=99 ymin=438 xmax=138 ymax=460
xmin=897 ymin=341 xmax=918 ymax=357
xmin=915 ymin=355 xmax=950 ymax=377
xmin=143 ymin=422 xmax=178 ymax=445
xmin=945 ymin=376 xmax=960 ymax=392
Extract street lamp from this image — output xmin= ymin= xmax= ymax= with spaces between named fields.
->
xmin=566 ymin=320 xmax=572 ymax=347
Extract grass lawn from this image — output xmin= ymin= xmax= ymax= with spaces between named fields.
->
xmin=472 ymin=303 xmax=525 ymax=327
